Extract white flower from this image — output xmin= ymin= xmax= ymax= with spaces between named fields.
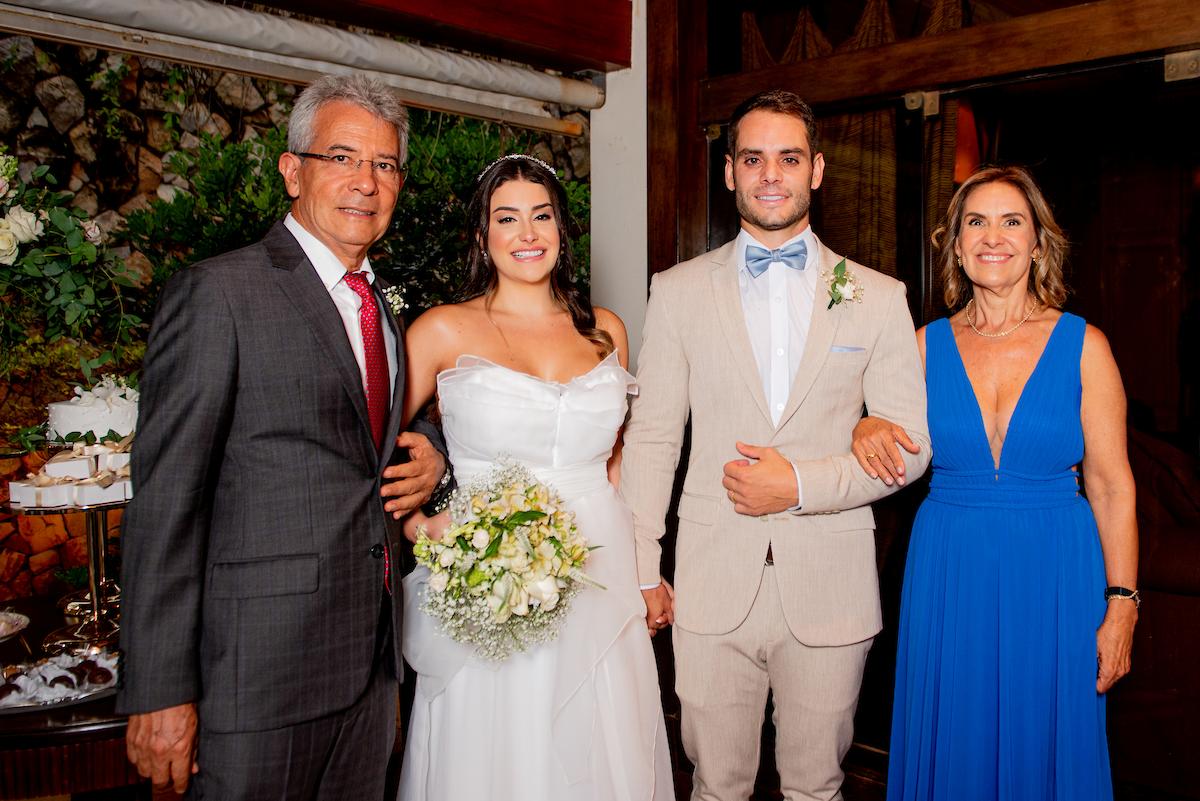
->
xmin=822 ymin=258 xmax=865 ymax=309
xmin=428 ymin=571 xmax=449 ymax=593
xmin=4 ymin=206 xmax=43 ymax=244
xmin=82 ymin=219 xmax=103 ymax=245
xmin=0 ymin=224 xmax=18 ymax=266
xmin=526 ymin=575 xmax=561 ymax=611
xmin=438 ymin=548 xmax=457 ymax=568
xmin=382 ymin=285 xmax=408 ymax=316
xmin=471 ymin=529 xmax=490 ymax=550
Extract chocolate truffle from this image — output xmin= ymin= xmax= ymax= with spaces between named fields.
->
xmin=88 ymin=667 xmax=114 ymax=685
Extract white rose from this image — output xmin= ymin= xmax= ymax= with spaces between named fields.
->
xmin=83 ymin=219 xmax=103 ymax=245
xmin=471 ymin=530 xmax=489 ymax=550
xmin=4 ymin=206 xmax=43 ymax=244
xmin=437 ymin=548 xmax=457 ymax=568
xmin=0 ymin=226 xmax=18 ymax=266
xmin=525 ymin=575 xmax=560 ymax=611
xmin=427 ymin=571 xmax=449 ymax=593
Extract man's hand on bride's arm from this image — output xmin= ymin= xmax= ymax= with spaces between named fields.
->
xmin=851 ymin=416 xmax=920 ymax=486
xmin=381 ymin=432 xmax=446 ymax=519
xmin=402 ymin=509 xmax=451 ymax=543
xmin=641 ymin=581 xmax=675 ymax=637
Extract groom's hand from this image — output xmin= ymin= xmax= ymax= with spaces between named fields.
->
xmin=642 ymin=582 xmax=674 ymax=637
xmin=723 ymin=442 xmax=798 ymax=516
xmin=381 ymin=432 xmax=445 ymax=518
xmin=126 ymin=702 xmax=199 ymax=793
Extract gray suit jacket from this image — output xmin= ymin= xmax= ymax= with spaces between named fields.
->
xmin=622 ymin=236 xmax=931 ymax=646
xmin=117 ymin=222 xmax=431 ymax=733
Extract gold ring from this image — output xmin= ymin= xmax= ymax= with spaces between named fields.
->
xmin=866 ymin=453 xmax=877 ymax=459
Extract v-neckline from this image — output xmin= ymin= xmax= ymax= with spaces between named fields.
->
xmin=944 ymin=313 xmax=1068 ymax=473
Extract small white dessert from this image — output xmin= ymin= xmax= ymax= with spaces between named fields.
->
xmin=47 ymin=376 xmax=139 ymax=441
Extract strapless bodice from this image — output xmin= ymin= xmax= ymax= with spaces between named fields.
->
xmin=436 ymin=351 xmax=636 ymax=491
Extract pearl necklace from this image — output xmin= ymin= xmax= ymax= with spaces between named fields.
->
xmin=965 ymin=298 xmax=1039 ymax=338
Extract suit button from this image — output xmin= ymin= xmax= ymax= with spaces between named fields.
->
xmin=370 ymin=543 xmax=385 ymax=559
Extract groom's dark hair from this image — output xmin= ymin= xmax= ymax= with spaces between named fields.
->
xmin=727 ymin=89 xmax=819 ymax=158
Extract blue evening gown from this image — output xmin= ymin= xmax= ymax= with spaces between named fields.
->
xmin=887 ymin=312 xmax=1113 ymax=801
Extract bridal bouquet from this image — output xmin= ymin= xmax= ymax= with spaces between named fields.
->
xmin=413 ymin=458 xmax=600 ymax=661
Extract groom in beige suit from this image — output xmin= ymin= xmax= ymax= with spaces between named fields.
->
xmin=622 ymin=90 xmax=930 ymax=801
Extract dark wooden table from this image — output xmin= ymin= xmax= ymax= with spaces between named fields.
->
xmin=0 ymin=596 xmax=147 ymax=799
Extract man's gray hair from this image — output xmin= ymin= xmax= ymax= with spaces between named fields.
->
xmin=288 ymin=73 xmax=410 ymax=164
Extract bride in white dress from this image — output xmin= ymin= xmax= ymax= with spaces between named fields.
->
xmin=397 ymin=154 xmax=674 ymax=801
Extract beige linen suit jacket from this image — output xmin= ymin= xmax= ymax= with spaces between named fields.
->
xmin=622 ymin=235 xmax=931 ymax=646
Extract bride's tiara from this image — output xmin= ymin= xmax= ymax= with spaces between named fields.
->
xmin=475 ymin=154 xmax=557 ymax=183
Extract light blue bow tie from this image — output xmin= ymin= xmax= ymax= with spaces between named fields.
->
xmin=745 ymin=241 xmax=808 ymax=277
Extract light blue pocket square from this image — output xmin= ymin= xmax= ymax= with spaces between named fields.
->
xmin=830 ymin=345 xmax=866 ymax=353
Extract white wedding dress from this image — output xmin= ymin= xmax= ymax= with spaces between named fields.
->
xmin=399 ymin=351 xmax=674 ymax=801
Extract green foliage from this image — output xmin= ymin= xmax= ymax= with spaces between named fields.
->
xmin=0 ymin=156 xmax=142 ymax=375
xmin=123 ymin=109 xmax=593 ymax=321
xmin=124 ymin=127 xmax=292 ymax=293
xmin=88 ymin=55 xmax=131 ymax=143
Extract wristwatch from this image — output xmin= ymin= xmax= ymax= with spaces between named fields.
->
xmin=1104 ymin=586 xmax=1141 ymax=609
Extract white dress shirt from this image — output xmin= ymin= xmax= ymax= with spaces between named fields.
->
xmin=284 ymin=214 xmax=398 ymax=393
xmin=736 ymin=227 xmax=817 ymax=510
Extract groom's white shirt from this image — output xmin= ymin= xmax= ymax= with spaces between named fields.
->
xmin=735 ymin=226 xmax=815 ymax=510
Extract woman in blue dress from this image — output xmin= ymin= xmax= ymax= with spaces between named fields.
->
xmin=854 ymin=165 xmax=1138 ymax=801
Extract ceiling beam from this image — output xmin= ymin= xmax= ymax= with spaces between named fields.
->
xmin=700 ymin=0 xmax=1200 ymax=124
xmin=254 ymin=0 xmax=632 ymax=73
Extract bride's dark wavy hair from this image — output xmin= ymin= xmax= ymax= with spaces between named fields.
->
xmin=459 ymin=156 xmax=613 ymax=356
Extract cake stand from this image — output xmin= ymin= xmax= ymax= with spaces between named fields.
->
xmin=6 ymin=500 xmax=124 ymax=656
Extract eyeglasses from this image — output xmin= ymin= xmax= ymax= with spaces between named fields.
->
xmin=293 ymin=152 xmax=406 ymax=179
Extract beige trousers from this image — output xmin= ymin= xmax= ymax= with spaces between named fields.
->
xmin=673 ymin=567 xmax=873 ymax=801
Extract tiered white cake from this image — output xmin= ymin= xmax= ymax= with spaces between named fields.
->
xmin=46 ymin=376 xmax=139 ymax=441
xmin=7 ymin=377 xmax=137 ymax=508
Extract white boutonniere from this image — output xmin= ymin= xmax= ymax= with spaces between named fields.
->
xmin=381 ymin=285 xmax=408 ymax=316
xmin=823 ymin=259 xmax=864 ymax=309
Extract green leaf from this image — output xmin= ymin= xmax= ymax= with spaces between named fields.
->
xmin=64 ymin=302 xmax=84 ymax=325
xmin=49 ymin=207 xmax=75 ymax=235
xmin=466 ymin=567 xmax=489 ymax=587
xmin=456 ymin=534 xmax=471 ymax=552
xmin=482 ymin=533 xmax=503 ymax=559
xmin=504 ymin=510 xmax=547 ymax=529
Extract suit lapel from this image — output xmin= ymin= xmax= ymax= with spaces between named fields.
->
xmin=265 ymin=223 xmax=375 ymax=463
xmin=776 ymin=240 xmax=842 ymax=429
xmin=710 ymin=243 xmax=772 ymax=424
xmin=374 ymin=277 xmax=406 ymax=470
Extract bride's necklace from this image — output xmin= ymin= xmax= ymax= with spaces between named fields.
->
xmin=965 ymin=298 xmax=1039 ymax=338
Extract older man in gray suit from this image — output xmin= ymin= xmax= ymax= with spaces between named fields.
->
xmin=117 ymin=74 xmax=446 ymax=799
xmin=623 ymin=90 xmax=930 ymax=801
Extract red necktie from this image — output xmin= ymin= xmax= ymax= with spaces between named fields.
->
xmin=343 ymin=272 xmax=389 ymax=452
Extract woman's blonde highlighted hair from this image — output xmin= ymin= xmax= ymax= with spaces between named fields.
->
xmin=933 ymin=165 xmax=1069 ymax=310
